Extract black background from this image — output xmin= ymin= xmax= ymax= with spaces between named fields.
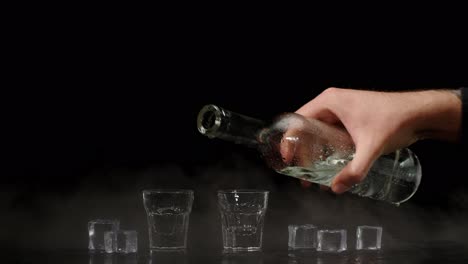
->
xmin=2 ymin=10 xmax=468 ymax=256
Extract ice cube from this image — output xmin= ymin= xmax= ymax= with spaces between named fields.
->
xmin=288 ymin=224 xmax=317 ymax=250
xmin=356 ymin=226 xmax=382 ymax=250
xmin=316 ymin=229 xmax=347 ymax=253
xmin=105 ymin=230 xmax=138 ymax=254
xmin=88 ymin=219 xmax=120 ymax=252
xmin=104 ymin=231 xmax=116 ymax=253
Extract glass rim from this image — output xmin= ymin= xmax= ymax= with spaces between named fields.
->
xmin=143 ymin=189 xmax=194 ymax=195
xmin=217 ymin=189 xmax=269 ymax=194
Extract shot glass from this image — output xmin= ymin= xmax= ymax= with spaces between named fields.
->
xmin=217 ymin=190 xmax=269 ymax=252
xmin=142 ymin=189 xmax=194 ymax=250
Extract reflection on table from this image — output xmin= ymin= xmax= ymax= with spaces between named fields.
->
xmin=88 ymin=253 xmax=138 ymax=264
xmin=221 ymin=252 xmax=264 ymax=264
xmin=148 ymin=250 xmax=188 ymax=264
xmin=287 ymin=250 xmax=385 ymax=264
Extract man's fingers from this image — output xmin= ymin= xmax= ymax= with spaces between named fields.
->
xmin=299 ymin=180 xmax=330 ymax=191
xmin=300 ymin=180 xmax=312 ymax=188
xmin=331 ymin=144 xmax=380 ymax=194
xmin=295 ymin=88 xmax=342 ymax=125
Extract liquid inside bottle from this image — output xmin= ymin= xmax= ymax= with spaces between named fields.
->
xmin=198 ymin=104 xmax=422 ymax=205
xmin=278 ymin=149 xmax=421 ymax=205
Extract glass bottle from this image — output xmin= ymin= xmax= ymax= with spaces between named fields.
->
xmin=197 ymin=104 xmax=422 ymax=205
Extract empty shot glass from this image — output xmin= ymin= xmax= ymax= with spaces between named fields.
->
xmin=356 ymin=226 xmax=382 ymax=250
xmin=288 ymin=224 xmax=318 ymax=250
xmin=218 ymin=190 xmax=269 ymax=252
xmin=88 ymin=219 xmax=120 ymax=252
xmin=316 ymin=229 xmax=347 ymax=253
xmin=143 ymin=189 xmax=194 ymax=250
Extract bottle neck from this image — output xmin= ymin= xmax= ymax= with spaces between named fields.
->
xmin=197 ymin=104 xmax=266 ymax=147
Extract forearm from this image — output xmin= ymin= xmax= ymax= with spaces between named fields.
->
xmin=408 ymin=89 xmax=462 ymax=142
xmin=462 ymin=87 xmax=467 ymax=145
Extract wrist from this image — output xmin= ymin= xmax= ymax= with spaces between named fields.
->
xmin=411 ymin=89 xmax=462 ymax=142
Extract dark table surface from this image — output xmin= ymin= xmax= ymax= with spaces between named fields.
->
xmin=4 ymin=241 xmax=468 ymax=264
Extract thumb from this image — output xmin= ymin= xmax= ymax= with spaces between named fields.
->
xmin=331 ymin=144 xmax=380 ymax=194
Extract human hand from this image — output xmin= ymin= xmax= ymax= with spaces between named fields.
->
xmin=296 ymin=88 xmax=461 ymax=193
